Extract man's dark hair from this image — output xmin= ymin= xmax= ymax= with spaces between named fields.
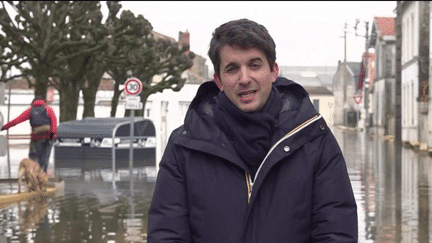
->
xmin=208 ymin=18 xmax=276 ymax=77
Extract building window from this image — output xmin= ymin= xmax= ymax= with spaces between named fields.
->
xmin=408 ymin=83 xmax=411 ymax=126
xmin=312 ymin=99 xmax=319 ymax=113
xmin=406 ymin=18 xmax=410 ymax=61
xmin=411 ymin=82 xmax=414 ymax=126
xmin=401 ymin=22 xmax=404 ymax=63
xmin=402 ymin=84 xmax=406 ymax=126
xmin=411 ymin=13 xmax=415 ymax=58
xmin=161 ymin=101 xmax=169 ymax=117
xmin=407 ymin=82 xmax=412 ymax=126
xmin=145 ymin=101 xmax=152 ymax=118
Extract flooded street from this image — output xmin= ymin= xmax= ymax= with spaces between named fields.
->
xmin=0 ymin=144 xmax=156 ymax=242
xmin=0 ymin=176 xmax=155 ymax=242
xmin=333 ymin=126 xmax=432 ymax=242
xmin=0 ymin=127 xmax=431 ymax=242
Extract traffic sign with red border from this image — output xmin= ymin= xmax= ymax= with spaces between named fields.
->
xmin=353 ymin=94 xmax=362 ymax=104
xmin=124 ymin=78 xmax=142 ymax=96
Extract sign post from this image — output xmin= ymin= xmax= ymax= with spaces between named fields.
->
xmin=123 ymin=78 xmax=143 ymax=182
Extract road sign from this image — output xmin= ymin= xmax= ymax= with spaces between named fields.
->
xmin=125 ymin=102 xmax=143 ymax=110
xmin=126 ymin=96 xmax=140 ymax=102
xmin=124 ymin=78 xmax=143 ymax=176
xmin=125 ymin=96 xmax=143 ymax=110
xmin=353 ymin=94 xmax=362 ymax=105
xmin=124 ymin=78 xmax=142 ymax=96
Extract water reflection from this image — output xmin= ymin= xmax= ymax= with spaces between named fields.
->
xmin=333 ymin=127 xmax=432 ymax=242
xmin=0 ymin=172 xmax=155 ymax=242
xmin=2 ymin=128 xmax=432 ymax=242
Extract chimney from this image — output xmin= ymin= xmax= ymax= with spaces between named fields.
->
xmin=179 ymin=30 xmax=190 ymax=54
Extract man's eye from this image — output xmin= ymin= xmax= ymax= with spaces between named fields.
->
xmin=250 ymin=63 xmax=261 ymax=69
xmin=226 ymin=66 xmax=237 ymax=73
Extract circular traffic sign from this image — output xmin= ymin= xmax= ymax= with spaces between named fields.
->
xmin=124 ymin=78 xmax=142 ymax=96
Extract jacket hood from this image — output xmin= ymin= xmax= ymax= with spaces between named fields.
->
xmin=32 ymin=99 xmax=46 ymax=107
xmin=183 ymin=77 xmax=319 ymax=141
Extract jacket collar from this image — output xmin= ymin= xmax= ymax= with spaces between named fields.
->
xmin=178 ymin=77 xmax=322 ymax=165
xmin=184 ymin=77 xmax=319 ymax=139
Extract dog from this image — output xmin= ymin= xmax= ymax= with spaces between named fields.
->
xmin=18 ymin=158 xmax=48 ymax=193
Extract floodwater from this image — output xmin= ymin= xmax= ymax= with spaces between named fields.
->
xmin=0 ymin=144 xmax=156 ymax=242
xmin=334 ymin=127 xmax=432 ymax=242
xmin=0 ymin=127 xmax=431 ymax=242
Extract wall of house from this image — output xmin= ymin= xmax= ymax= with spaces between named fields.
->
xmin=332 ymin=74 xmax=345 ymax=125
xmin=401 ymin=1 xmax=420 ymax=143
xmin=402 ymin=2 xmax=418 ymax=65
xmin=371 ymin=33 xmax=396 ymax=136
xmin=385 ymin=78 xmax=396 ymax=136
xmin=402 ymin=63 xmax=419 ymax=142
xmin=309 ymin=95 xmax=335 ymax=128
xmin=375 ymin=39 xmax=396 ymax=81
xmin=372 ymin=79 xmax=385 ymax=135
xmin=372 ymin=78 xmax=395 ymax=136
xmin=143 ymin=83 xmax=200 ymax=169
xmin=333 ymin=65 xmax=355 ymax=126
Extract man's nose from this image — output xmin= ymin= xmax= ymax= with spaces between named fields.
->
xmin=239 ymin=67 xmax=251 ymax=86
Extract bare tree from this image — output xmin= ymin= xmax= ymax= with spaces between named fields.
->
xmin=0 ymin=1 xmax=108 ymax=122
xmin=103 ymin=1 xmax=194 ymax=117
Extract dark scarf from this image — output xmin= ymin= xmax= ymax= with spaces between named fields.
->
xmin=214 ymin=86 xmax=282 ymax=178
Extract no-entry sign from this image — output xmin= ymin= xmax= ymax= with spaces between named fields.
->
xmin=124 ymin=78 xmax=142 ymax=96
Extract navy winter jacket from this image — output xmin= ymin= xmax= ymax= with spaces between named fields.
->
xmin=148 ymin=77 xmax=358 ymax=242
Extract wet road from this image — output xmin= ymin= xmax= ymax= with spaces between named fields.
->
xmin=0 ymin=127 xmax=431 ymax=242
xmin=0 ymin=173 xmax=155 ymax=242
xmin=0 ymin=144 xmax=156 ymax=242
xmin=333 ymin=126 xmax=432 ymax=242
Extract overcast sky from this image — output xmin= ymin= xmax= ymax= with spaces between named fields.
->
xmin=102 ymin=1 xmax=396 ymax=69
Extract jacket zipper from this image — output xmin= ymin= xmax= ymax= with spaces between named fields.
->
xmin=245 ymin=114 xmax=321 ymax=204
xmin=245 ymin=171 xmax=252 ymax=203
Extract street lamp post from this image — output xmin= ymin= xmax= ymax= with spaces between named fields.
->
xmin=340 ymin=23 xmax=351 ymax=126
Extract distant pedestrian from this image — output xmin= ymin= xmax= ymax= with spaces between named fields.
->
xmin=148 ymin=18 xmax=357 ymax=242
xmin=1 ymin=96 xmax=57 ymax=172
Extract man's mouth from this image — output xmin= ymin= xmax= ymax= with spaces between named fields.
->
xmin=238 ymin=90 xmax=257 ymax=101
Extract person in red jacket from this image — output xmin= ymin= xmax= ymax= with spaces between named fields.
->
xmin=1 ymin=96 xmax=58 ymax=172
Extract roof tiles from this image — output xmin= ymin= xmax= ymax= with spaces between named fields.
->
xmin=374 ymin=17 xmax=395 ymax=37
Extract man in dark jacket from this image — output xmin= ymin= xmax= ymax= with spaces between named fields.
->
xmin=148 ymin=19 xmax=357 ymax=242
xmin=2 ymin=96 xmax=57 ymax=172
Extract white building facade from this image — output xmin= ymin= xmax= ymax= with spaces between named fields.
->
xmin=369 ymin=17 xmax=396 ymax=137
xmin=401 ymin=1 xmax=419 ymax=143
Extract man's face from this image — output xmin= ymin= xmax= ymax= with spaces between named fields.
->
xmin=214 ymin=45 xmax=279 ymax=112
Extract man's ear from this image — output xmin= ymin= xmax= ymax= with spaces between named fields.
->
xmin=214 ymin=73 xmax=223 ymax=91
xmin=271 ymin=63 xmax=279 ymax=83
